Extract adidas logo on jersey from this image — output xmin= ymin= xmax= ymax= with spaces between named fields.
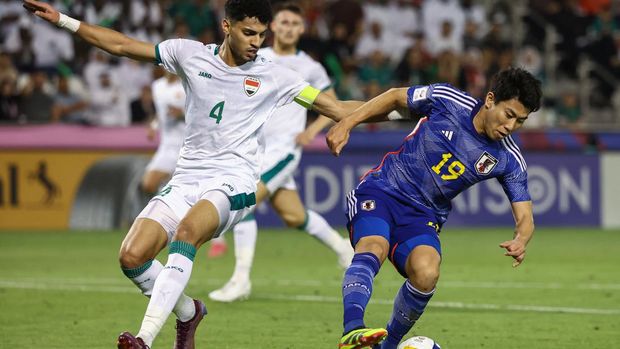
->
xmin=441 ymin=130 xmax=454 ymax=140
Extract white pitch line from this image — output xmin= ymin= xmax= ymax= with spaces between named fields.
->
xmin=1 ymin=280 xmax=619 ymax=316
xmin=4 ymin=277 xmax=620 ymax=291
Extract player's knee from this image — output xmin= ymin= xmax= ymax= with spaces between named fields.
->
xmin=408 ymin=263 xmax=440 ymax=292
xmin=141 ymin=178 xmax=158 ymax=195
xmin=119 ymin=244 xmax=150 ymax=269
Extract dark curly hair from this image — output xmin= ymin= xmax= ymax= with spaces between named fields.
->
xmin=225 ymin=0 xmax=273 ymax=24
xmin=489 ymin=67 xmax=542 ymax=113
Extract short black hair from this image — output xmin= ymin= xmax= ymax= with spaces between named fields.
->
xmin=489 ymin=67 xmax=542 ymax=113
xmin=273 ymin=2 xmax=303 ymax=17
xmin=225 ymin=0 xmax=273 ymax=24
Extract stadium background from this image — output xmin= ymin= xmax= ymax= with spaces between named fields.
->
xmin=1 ymin=0 xmax=619 ymax=348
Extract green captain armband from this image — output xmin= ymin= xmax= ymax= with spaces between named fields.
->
xmin=294 ymin=86 xmax=321 ymax=109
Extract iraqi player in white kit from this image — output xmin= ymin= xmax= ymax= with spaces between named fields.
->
xmin=23 ymin=1 xmax=365 ymax=348
xmin=141 ymin=71 xmax=186 ymax=195
xmin=208 ymin=2 xmax=354 ymax=303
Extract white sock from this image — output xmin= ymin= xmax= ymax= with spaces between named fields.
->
xmin=230 ymin=218 xmax=257 ymax=283
xmin=137 ymin=246 xmax=195 ymax=346
xmin=123 ymin=259 xmax=196 ymax=322
xmin=303 ymin=210 xmax=348 ymax=254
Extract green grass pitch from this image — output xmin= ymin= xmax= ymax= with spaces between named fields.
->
xmin=1 ymin=228 xmax=619 ymax=348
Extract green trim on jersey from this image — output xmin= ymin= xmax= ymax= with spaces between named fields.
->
xmin=294 ymin=86 xmax=320 ymax=109
xmin=261 ymin=153 xmax=295 ymax=184
xmin=169 ymin=241 xmax=197 ymax=261
xmin=121 ymin=260 xmax=153 ymax=278
xmin=155 ymin=44 xmax=162 ymax=65
xmin=229 ymin=192 xmax=256 ymax=210
xmin=214 ymin=45 xmax=220 ymax=55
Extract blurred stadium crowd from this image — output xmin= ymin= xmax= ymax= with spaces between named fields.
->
xmin=0 ymin=0 xmax=619 ymax=129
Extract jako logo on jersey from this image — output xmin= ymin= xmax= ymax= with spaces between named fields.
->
xmin=221 ymin=183 xmax=234 ymax=192
xmin=199 ymin=71 xmax=212 ymax=78
xmin=361 ymin=200 xmax=376 ymax=211
xmin=475 ymin=151 xmax=498 ymax=175
xmin=244 ymin=76 xmax=261 ymax=96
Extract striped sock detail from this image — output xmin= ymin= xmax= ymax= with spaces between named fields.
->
xmin=121 ymin=259 xmax=153 ymax=278
xmin=296 ymin=211 xmax=309 ymax=230
xmin=169 ymin=241 xmax=197 ymax=261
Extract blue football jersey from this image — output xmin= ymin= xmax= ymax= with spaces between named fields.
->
xmin=361 ymin=83 xmax=530 ymax=224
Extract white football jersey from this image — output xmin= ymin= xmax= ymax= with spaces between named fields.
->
xmin=151 ymin=76 xmax=185 ymax=148
xmin=156 ymin=39 xmax=309 ymax=186
xmin=258 ymin=47 xmax=331 ymax=151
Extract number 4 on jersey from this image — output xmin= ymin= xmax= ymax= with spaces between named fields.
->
xmin=209 ymin=101 xmax=225 ymax=124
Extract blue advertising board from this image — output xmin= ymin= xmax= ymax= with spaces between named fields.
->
xmin=253 ymin=152 xmax=600 ymax=227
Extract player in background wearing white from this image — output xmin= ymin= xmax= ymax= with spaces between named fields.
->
xmin=141 ymin=71 xmax=186 ymax=195
xmin=23 ymin=1 xmax=364 ymax=348
xmin=208 ymin=2 xmax=354 ymax=303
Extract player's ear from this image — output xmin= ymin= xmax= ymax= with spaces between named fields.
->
xmin=222 ymin=18 xmax=231 ymax=36
xmin=485 ymin=92 xmax=495 ymax=109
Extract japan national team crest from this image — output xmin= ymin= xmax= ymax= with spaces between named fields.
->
xmin=475 ymin=151 xmax=498 ymax=175
xmin=244 ymin=76 xmax=261 ymax=97
xmin=361 ymin=200 xmax=376 ymax=211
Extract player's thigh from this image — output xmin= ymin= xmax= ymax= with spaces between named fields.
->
xmin=141 ymin=170 xmax=170 ymax=193
xmin=174 ymin=200 xmax=221 ymax=248
xmin=270 ymin=187 xmax=306 ymax=227
xmin=120 ymin=217 xmax=169 ymax=267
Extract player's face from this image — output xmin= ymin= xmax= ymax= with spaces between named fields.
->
xmin=483 ymin=94 xmax=530 ymax=141
xmin=223 ymin=17 xmax=268 ymax=62
xmin=270 ymin=10 xmax=305 ymax=47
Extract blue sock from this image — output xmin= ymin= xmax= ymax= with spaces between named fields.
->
xmin=342 ymin=252 xmax=381 ymax=334
xmin=381 ymin=280 xmax=434 ymax=349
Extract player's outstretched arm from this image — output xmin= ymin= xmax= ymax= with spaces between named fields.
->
xmin=296 ymin=88 xmax=338 ymax=146
xmin=325 ymin=87 xmax=409 ymax=156
xmin=500 ymin=200 xmax=534 ymax=267
xmin=23 ymin=0 xmax=155 ymax=62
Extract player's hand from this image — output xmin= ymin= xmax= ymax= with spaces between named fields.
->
xmin=23 ymin=0 xmax=60 ymax=24
xmin=499 ymin=238 xmax=527 ymax=267
xmin=168 ymin=106 xmax=184 ymax=119
xmin=295 ymin=130 xmax=315 ymax=146
xmin=146 ymin=127 xmax=156 ymax=141
xmin=326 ymin=120 xmax=353 ymax=156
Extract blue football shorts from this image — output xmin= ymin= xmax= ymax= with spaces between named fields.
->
xmin=345 ymin=183 xmax=442 ymax=278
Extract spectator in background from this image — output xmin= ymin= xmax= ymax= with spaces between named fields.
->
xmin=429 ymin=20 xmax=463 ymax=56
xmin=0 ymin=79 xmax=20 ymax=123
xmin=168 ymin=0 xmax=219 ymax=38
xmin=556 ymin=83 xmax=582 ymax=128
xmin=131 ymin=85 xmax=156 ymax=124
xmin=394 ymin=45 xmax=434 ymax=86
xmin=83 ymin=48 xmax=111 ymax=91
xmin=358 ymin=50 xmax=393 ymax=97
xmin=0 ymin=51 xmax=18 ymax=84
xmin=19 ymin=70 xmax=53 ymax=123
xmin=51 ymin=75 xmax=88 ymax=124
xmin=87 ymin=72 xmax=130 ymax=127
xmin=0 ymin=0 xmax=23 ymax=43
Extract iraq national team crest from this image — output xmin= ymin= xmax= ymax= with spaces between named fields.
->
xmin=475 ymin=151 xmax=498 ymax=175
xmin=244 ymin=76 xmax=261 ymax=97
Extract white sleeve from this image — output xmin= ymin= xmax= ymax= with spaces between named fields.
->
xmin=308 ymin=61 xmax=332 ymax=92
xmin=273 ymin=65 xmax=310 ymax=108
xmin=155 ymin=39 xmax=204 ymax=76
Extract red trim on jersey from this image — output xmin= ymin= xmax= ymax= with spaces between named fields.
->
xmin=360 ymin=117 xmax=428 ymax=181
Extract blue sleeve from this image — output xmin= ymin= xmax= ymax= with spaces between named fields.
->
xmin=498 ymin=166 xmax=531 ymax=202
xmin=406 ymin=85 xmax=434 ymax=117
